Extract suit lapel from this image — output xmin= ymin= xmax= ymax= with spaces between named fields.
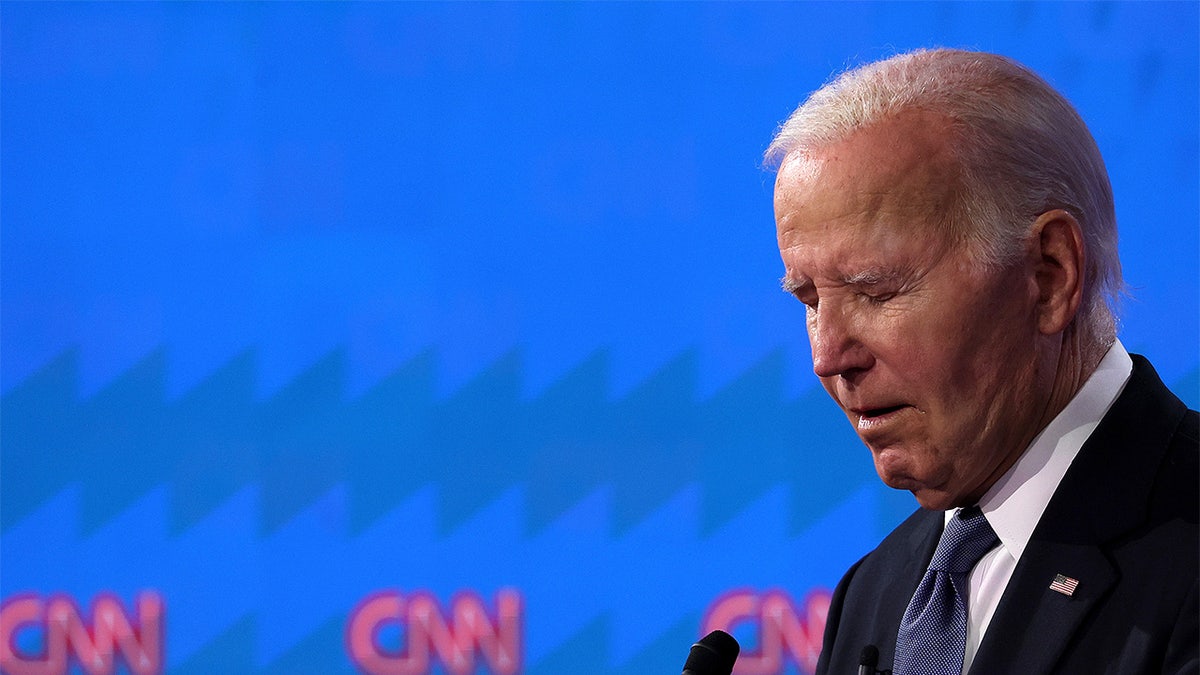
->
xmin=970 ymin=356 xmax=1186 ymax=674
xmin=970 ymin=540 xmax=1116 ymax=675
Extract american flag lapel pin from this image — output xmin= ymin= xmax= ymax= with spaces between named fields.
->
xmin=1049 ymin=574 xmax=1080 ymax=597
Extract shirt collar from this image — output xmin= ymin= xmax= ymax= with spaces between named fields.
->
xmin=946 ymin=340 xmax=1133 ymax=562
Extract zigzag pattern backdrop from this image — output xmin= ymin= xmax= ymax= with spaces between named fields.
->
xmin=3 ymin=347 xmax=897 ymax=672
xmin=2 ymin=2 xmax=1197 ymax=674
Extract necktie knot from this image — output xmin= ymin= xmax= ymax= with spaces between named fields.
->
xmin=928 ymin=506 xmax=1000 ymax=575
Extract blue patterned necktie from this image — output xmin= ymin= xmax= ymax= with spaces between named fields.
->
xmin=893 ymin=506 xmax=999 ymax=675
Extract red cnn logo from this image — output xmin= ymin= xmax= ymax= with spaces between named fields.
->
xmin=702 ymin=588 xmax=830 ymax=675
xmin=345 ymin=589 xmax=522 ymax=675
xmin=0 ymin=592 xmax=164 ymax=675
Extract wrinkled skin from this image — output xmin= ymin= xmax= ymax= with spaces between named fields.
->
xmin=773 ymin=111 xmax=1087 ymax=510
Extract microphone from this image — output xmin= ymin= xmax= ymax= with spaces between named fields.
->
xmin=681 ymin=630 xmax=740 ymax=675
xmin=857 ymin=645 xmax=879 ymax=675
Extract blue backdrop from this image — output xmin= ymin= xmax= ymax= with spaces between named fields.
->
xmin=2 ymin=3 xmax=1196 ymax=674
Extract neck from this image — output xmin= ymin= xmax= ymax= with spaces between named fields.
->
xmin=1041 ymin=321 xmax=1112 ymax=428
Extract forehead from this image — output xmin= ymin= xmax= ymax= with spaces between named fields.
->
xmin=774 ymin=113 xmax=964 ymax=277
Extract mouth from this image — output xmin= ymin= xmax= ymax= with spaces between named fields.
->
xmin=854 ymin=404 xmax=907 ymax=419
xmin=851 ymin=404 xmax=910 ymax=432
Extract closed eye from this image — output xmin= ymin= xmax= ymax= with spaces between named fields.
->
xmin=781 ymin=275 xmax=818 ymax=309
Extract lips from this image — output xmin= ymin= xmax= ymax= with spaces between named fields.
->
xmin=850 ymin=403 xmax=911 ymax=434
xmin=851 ymin=404 xmax=907 ymax=419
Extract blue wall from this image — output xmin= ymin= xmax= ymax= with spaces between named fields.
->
xmin=2 ymin=3 xmax=1196 ymax=674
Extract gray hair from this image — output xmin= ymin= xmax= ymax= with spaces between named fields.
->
xmin=765 ymin=48 xmax=1120 ymax=342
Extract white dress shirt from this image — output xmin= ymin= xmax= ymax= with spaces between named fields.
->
xmin=951 ymin=340 xmax=1133 ymax=673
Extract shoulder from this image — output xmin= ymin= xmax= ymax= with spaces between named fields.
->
xmin=838 ymin=507 xmax=941 ymax=589
xmin=1098 ymin=354 xmax=1197 ymax=522
xmin=815 ymin=508 xmax=941 ymax=674
xmin=1001 ymin=355 xmax=1198 ymax=672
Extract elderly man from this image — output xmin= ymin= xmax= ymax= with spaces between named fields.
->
xmin=766 ymin=49 xmax=1198 ymax=674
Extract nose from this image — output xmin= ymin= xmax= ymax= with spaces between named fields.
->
xmin=808 ymin=305 xmax=874 ymax=379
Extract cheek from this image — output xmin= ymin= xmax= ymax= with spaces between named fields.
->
xmin=868 ymin=330 xmax=931 ymax=375
xmin=877 ymin=328 xmax=974 ymax=419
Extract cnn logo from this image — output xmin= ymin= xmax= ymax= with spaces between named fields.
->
xmin=0 ymin=592 xmax=163 ymax=675
xmin=703 ymin=588 xmax=830 ymax=675
xmin=346 ymin=589 xmax=522 ymax=675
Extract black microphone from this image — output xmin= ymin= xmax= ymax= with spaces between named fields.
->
xmin=681 ymin=630 xmax=740 ymax=675
xmin=857 ymin=645 xmax=879 ymax=675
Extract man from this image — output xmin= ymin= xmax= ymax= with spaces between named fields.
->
xmin=765 ymin=49 xmax=1197 ymax=674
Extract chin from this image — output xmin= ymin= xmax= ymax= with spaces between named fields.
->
xmin=874 ymin=461 xmax=959 ymax=511
xmin=909 ymin=490 xmax=962 ymax=511
xmin=872 ymin=450 xmax=916 ymax=488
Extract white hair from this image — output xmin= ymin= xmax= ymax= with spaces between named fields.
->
xmin=765 ymin=48 xmax=1121 ymax=342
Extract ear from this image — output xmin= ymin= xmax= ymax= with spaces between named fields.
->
xmin=1030 ymin=209 xmax=1085 ymax=335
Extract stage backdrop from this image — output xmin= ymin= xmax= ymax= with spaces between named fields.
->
xmin=2 ymin=3 xmax=1196 ymax=674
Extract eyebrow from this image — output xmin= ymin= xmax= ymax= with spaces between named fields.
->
xmin=780 ymin=276 xmax=807 ymax=295
xmin=843 ymin=268 xmax=903 ymax=286
xmin=779 ymin=268 xmax=902 ymax=295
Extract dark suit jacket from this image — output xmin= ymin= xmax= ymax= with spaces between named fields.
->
xmin=815 ymin=355 xmax=1198 ymax=675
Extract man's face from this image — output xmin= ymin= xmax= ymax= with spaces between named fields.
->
xmin=774 ymin=113 xmax=1051 ymax=510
